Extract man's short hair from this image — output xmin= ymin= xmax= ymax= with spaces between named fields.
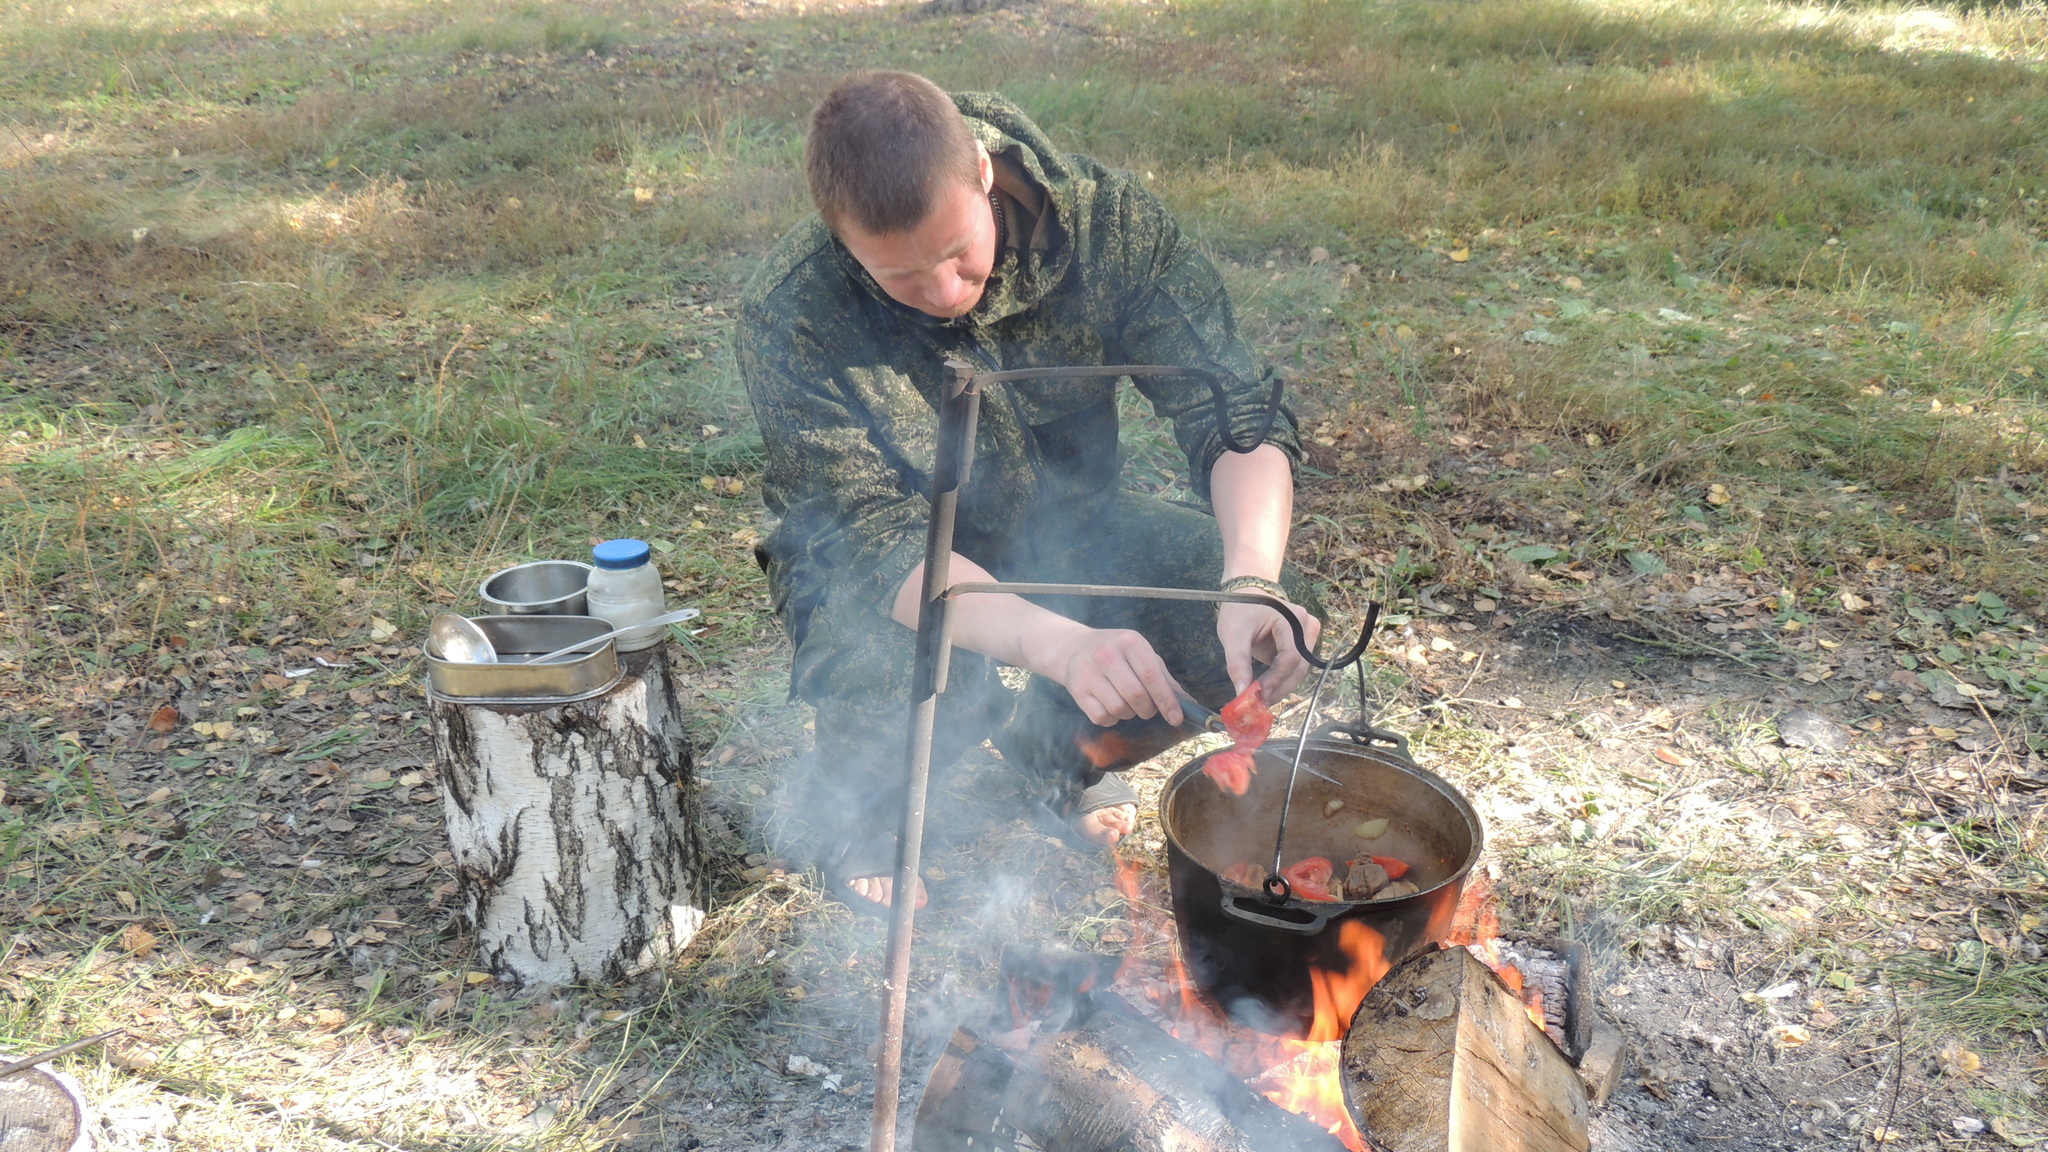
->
xmin=806 ymin=71 xmax=981 ymax=237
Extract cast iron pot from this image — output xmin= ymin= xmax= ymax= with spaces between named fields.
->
xmin=1161 ymin=724 xmax=1485 ymax=1038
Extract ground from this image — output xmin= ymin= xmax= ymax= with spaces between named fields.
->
xmin=2 ymin=0 xmax=2045 ymax=1149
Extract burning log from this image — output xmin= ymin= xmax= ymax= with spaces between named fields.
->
xmin=428 ymin=646 xmax=706 ymax=985
xmin=916 ymin=992 xmax=1348 ymax=1152
xmin=1341 ymin=946 xmax=1590 ymax=1152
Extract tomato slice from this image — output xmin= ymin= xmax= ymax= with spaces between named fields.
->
xmin=1369 ymin=855 xmax=1411 ymax=880
xmin=1219 ymin=682 xmax=1274 ymax=749
xmin=1202 ymin=748 xmax=1257 ymax=796
xmin=1282 ymin=856 xmax=1339 ymax=902
xmin=1220 ymin=861 xmax=1263 ymax=888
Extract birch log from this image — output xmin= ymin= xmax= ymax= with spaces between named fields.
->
xmin=429 ymin=645 xmax=705 ymax=986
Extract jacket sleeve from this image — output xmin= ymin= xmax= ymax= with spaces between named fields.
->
xmin=1105 ymin=179 xmax=1303 ymax=499
xmin=737 ymin=305 xmax=933 ymax=618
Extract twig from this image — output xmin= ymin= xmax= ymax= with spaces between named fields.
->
xmin=1878 ymin=983 xmax=1904 ymax=1141
xmin=0 ymin=1028 xmax=124 ymax=1080
xmin=1617 ymin=630 xmax=1771 ymax=674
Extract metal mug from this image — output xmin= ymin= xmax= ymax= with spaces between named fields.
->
xmin=479 ymin=560 xmax=593 ymax=615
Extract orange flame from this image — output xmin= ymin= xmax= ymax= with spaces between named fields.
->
xmin=1110 ymin=861 xmax=1374 ymax=1150
xmin=1439 ymin=870 xmax=1553 ymax=1041
xmin=1304 ymin=921 xmax=1391 ymax=1043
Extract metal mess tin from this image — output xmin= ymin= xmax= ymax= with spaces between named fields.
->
xmin=425 ymin=615 xmax=621 ymax=704
xmin=479 ymin=560 xmax=593 ymax=616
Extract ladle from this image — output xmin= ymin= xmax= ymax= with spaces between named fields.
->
xmin=525 ymin=608 xmax=701 ymax=664
xmin=430 ymin=613 xmax=498 ymax=664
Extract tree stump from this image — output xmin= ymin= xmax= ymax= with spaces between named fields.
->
xmin=0 ymin=1065 xmax=91 ymax=1152
xmin=428 ymin=645 xmax=705 ymax=986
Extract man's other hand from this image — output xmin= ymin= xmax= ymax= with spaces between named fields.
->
xmin=1034 ymin=626 xmax=1185 ymax=728
xmin=1217 ymin=598 xmax=1320 ymax=700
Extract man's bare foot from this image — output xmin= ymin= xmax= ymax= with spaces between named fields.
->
xmin=846 ymin=875 xmax=929 ymax=909
xmin=1073 ymin=802 xmax=1138 ymax=847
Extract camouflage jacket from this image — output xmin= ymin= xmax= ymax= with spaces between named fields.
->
xmin=736 ymin=92 xmax=1301 ymax=634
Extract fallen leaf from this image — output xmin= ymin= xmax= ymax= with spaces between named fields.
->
xmin=1448 ymin=246 xmax=1471 ymax=262
xmin=310 ymin=1008 xmax=348 ymax=1030
xmin=120 ymin=923 xmax=158 ymax=958
xmin=1938 ymin=1040 xmax=1984 ymax=1078
xmin=1654 ymin=747 xmax=1692 ymax=767
xmin=367 ymin=616 xmax=397 ymax=643
xmin=147 ymin=705 xmax=180 ymax=733
xmin=1990 ymin=1117 xmax=2040 ymax=1146
xmin=306 ymin=928 xmax=334 ymax=948
xmin=1840 ymin=591 xmax=1871 ymax=612
xmin=1770 ymin=1023 xmax=1810 ymax=1048
xmin=1707 ymin=483 xmax=1731 ymax=505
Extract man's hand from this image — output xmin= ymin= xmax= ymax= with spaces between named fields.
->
xmin=1218 ymin=598 xmax=1321 ymax=699
xmin=1029 ymin=626 xmax=1186 ymax=728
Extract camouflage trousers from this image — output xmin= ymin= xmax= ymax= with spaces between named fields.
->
xmin=771 ymin=491 xmax=1321 ymax=849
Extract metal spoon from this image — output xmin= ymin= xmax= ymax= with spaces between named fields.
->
xmin=430 ymin=613 xmax=498 ymax=664
xmin=525 ymin=608 xmax=701 ymax=664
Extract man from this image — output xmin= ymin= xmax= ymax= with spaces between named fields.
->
xmin=737 ymin=71 xmax=1321 ymax=912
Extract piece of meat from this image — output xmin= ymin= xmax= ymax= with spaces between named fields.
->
xmin=1369 ymin=855 xmax=1411 ymax=880
xmin=1344 ymin=857 xmax=1390 ymax=900
xmin=1281 ymin=856 xmax=1338 ymax=902
xmin=1202 ymin=748 xmax=1256 ymax=796
xmin=1219 ymin=682 xmax=1274 ymax=749
xmin=1375 ymin=879 xmax=1420 ymax=900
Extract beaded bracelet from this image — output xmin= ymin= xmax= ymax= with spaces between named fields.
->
xmin=1219 ymin=574 xmax=1289 ymax=601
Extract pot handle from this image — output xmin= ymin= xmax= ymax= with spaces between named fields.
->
xmin=1311 ymin=720 xmax=1412 ymax=759
xmin=1220 ymin=895 xmax=1341 ymax=934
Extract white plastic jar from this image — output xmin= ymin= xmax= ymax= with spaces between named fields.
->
xmin=585 ymin=538 xmax=667 ymax=651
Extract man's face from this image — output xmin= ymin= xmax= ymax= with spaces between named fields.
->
xmin=838 ymin=151 xmax=997 ymax=319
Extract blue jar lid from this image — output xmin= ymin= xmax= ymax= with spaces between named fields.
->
xmin=592 ymin=538 xmax=652 ymax=570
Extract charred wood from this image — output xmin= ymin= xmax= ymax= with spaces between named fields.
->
xmin=916 ymin=992 xmax=1346 ymax=1152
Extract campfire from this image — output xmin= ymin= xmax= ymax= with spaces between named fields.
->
xmin=915 ymin=858 xmax=1615 ymax=1152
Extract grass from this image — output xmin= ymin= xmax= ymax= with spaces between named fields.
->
xmin=2 ymin=0 xmax=2047 ymax=1144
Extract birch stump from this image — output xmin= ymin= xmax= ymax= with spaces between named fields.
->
xmin=429 ymin=645 xmax=705 ymax=986
xmin=0 ymin=1065 xmax=91 ymax=1152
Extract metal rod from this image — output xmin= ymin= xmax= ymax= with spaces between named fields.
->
xmin=869 ymin=360 xmax=983 ymax=1152
xmin=1267 ymin=661 xmax=1336 ymax=887
xmin=953 ymin=364 xmax=1281 ymax=454
xmin=945 ymin=582 xmax=1374 ymax=671
xmin=867 ymin=360 xmax=1289 ymax=1151
xmin=0 ymin=1029 xmax=123 ymax=1080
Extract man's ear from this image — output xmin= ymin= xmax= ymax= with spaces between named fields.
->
xmin=976 ymin=143 xmax=994 ymax=195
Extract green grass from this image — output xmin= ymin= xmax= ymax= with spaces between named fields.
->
xmin=4 ymin=0 xmax=2048 ymax=1143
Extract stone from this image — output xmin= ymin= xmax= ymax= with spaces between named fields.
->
xmin=1778 ymin=709 xmax=1849 ymax=751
